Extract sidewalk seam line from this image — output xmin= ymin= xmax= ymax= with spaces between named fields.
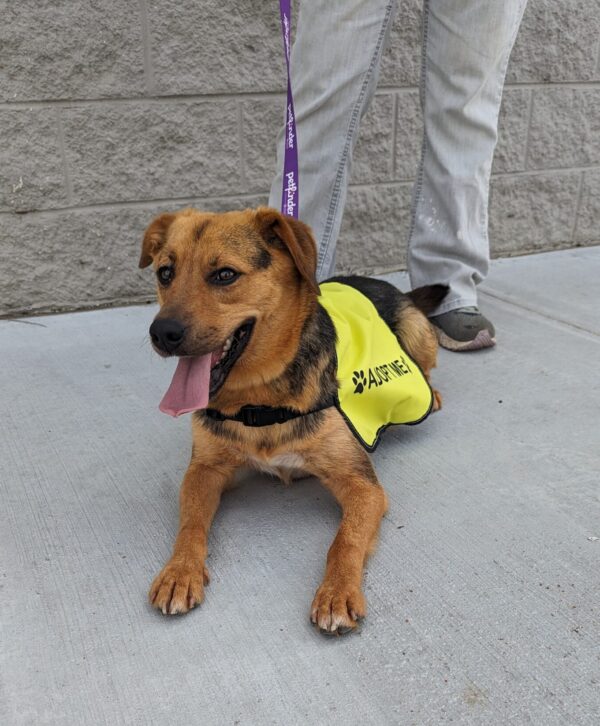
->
xmin=480 ymin=288 xmax=600 ymax=340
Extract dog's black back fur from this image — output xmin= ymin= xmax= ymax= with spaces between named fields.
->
xmin=325 ymin=275 xmax=448 ymax=325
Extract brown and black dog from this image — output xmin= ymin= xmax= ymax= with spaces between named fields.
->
xmin=139 ymin=206 xmax=446 ymax=635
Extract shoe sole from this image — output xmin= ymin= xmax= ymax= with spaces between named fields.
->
xmin=434 ymin=327 xmax=496 ymax=352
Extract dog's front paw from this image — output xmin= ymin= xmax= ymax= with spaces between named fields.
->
xmin=310 ymin=581 xmax=366 ymax=635
xmin=149 ymin=560 xmax=210 ymax=615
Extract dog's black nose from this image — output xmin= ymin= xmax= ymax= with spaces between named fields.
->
xmin=149 ymin=318 xmax=186 ymax=353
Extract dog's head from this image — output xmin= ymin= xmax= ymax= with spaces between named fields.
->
xmin=139 ymin=207 xmax=319 ymax=412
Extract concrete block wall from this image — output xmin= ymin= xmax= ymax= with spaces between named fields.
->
xmin=1 ymin=0 xmax=599 ymax=316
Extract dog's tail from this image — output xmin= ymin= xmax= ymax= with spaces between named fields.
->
xmin=407 ymin=284 xmax=450 ymax=315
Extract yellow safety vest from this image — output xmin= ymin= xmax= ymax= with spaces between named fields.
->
xmin=319 ymin=281 xmax=434 ymax=451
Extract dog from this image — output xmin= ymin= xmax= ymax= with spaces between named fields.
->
xmin=139 ymin=206 xmax=447 ymax=635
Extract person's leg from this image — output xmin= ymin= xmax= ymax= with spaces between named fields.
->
xmin=408 ymin=0 xmax=528 ymax=350
xmin=269 ymin=0 xmax=397 ymax=280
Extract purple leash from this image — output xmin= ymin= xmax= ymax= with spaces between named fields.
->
xmin=278 ymin=0 xmax=299 ymax=218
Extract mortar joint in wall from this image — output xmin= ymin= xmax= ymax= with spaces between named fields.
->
xmin=570 ymin=171 xmax=585 ymax=243
xmin=238 ymin=100 xmax=247 ymax=189
xmin=523 ymin=88 xmax=535 ymax=172
xmin=55 ymin=107 xmax=73 ymax=204
xmin=391 ymin=92 xmax=399 ymax=180
xmin=138 ymin=0 xmax=156 ymax=96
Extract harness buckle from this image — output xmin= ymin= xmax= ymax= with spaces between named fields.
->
xmin=238 ymin=405 xmax=293 ymax=426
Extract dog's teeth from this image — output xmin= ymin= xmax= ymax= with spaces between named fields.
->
xmin=223 ymin=337 xmax=232 ymax=351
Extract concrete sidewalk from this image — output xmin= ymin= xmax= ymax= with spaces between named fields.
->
xmin=1 ymin=247 xmax=599 ymax=725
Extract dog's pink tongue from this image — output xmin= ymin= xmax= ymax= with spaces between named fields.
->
xmin=159 ymin=355 xmax=212 ymax=417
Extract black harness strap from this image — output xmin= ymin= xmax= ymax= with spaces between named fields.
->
xmin=204 ymin=399 xmax=334 ymax=428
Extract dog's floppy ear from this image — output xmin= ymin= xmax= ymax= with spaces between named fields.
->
xmin=139 ymin=213 xmax=176 ymax=268
xmin=254 ymin=207 xmax=319 ymax=295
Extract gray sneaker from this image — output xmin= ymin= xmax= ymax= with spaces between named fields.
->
xmin=430 ymin=307 xmax=496 ymax=352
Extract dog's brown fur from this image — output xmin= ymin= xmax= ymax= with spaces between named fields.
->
xmin=140 ymin=207 xmax=444 ymax=635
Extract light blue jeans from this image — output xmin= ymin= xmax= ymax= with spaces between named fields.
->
xmin=269 ymin=0 xmax=528 ymax=314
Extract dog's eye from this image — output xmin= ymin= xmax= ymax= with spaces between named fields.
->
xmin=210 ymin=268 xmax=240 ymax=286
xmin=157 ymin=265 xmax=174 ymax=286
